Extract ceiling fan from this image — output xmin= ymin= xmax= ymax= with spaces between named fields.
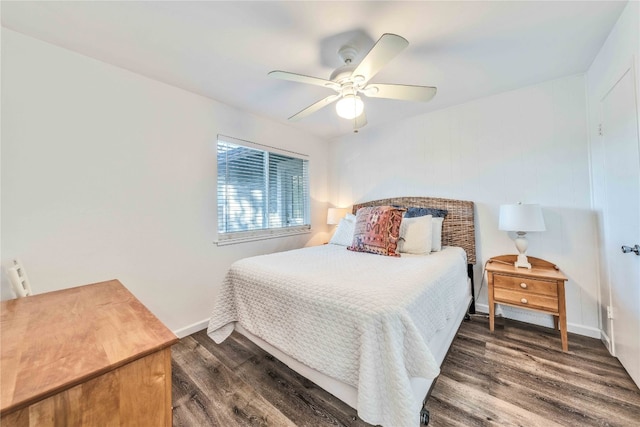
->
xmin=269 ymin=33 xmax=437 ymax=131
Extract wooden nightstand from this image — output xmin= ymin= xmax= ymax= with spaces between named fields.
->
xmin=486 ymin=255 xmax=569 ymax=352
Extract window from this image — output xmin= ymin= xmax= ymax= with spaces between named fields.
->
xmin=216 ymin=135 xmax=310 ymax=245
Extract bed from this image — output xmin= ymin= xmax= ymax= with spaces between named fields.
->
xmin=208 ymin=196 xmax=476 ymax=426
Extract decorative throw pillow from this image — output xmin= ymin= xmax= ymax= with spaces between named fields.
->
xmin=398 ymin=214 xmax=433 ymax=255
xmin=431 ymin=216 xmax=445 ymax=251
xmin=400 ymin=206 xmax=448 ymax=251
xmin=348 ymin=206 xmax=405 ymax=257
xmin=329 ymin=217 xmax=356 ymax=246
xmin=405 ymin=207 xmax=448 ymax=218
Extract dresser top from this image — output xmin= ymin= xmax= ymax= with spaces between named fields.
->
xmin=0 ymin=280 xmax=178 ymax=415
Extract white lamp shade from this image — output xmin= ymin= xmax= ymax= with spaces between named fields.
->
xmin=327 ymin=207 xmax=349 ymax=225
xmin=335 ymin=95 xmax=364 ymax=119
xmin=499 ymin=204 xmax=546 ymax=232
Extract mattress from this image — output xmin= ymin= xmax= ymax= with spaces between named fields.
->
xmin=208 ymin=244 xmax=469 ymax=426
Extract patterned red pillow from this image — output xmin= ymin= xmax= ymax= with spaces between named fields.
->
xmin=347 ymin=206 xmax=405 ymax=257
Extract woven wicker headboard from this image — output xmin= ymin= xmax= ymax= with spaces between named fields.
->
xmin=351 ymin=196 xmax=476 ymax=264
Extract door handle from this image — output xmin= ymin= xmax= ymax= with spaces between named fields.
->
xmin=621 ymin=244 xmax=640 ymax=255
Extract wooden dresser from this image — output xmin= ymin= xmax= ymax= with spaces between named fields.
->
xmin=486 ymin=255 xmax=569 ymax=352
xmin=1 ymin=280 xmax=178 ymax=425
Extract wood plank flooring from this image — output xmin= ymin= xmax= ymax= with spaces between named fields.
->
xmin=172 ymin=315 xmax=640 ymax=426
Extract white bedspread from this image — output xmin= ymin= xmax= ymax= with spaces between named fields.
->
xmin=208 ymin=244 xmax=468 ymax=427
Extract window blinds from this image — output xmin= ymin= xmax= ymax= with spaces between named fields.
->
xmin=217 ymin=137 xmax=310 ymax=243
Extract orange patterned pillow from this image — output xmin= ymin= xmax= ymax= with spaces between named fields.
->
xmin=347 ymin=206 xmax=405 ymax=257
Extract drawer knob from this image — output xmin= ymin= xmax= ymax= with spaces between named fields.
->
xmin=521 ymin=298 xmax=528 ymax=304
xmin=520 ymin=283 xmax=528 ymax=289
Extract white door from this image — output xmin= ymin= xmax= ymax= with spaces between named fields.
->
xmin=601 ymin=65 xmax=640 ymax=387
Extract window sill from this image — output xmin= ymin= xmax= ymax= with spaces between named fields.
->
xmin=215 ymin=227 xmax=311 ymax=246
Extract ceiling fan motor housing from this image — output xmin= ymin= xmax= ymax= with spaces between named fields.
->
xmin=330 ymin=65 xmax=356 ymax=82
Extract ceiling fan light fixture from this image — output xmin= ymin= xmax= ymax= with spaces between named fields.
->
xmin=336 ymin=95 xmax=364 ymax=119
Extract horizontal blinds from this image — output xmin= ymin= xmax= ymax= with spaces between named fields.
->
xmin=217 ymin=138 xmax=310 ymax=236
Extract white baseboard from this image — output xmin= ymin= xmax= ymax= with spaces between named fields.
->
xmin=475 ymin=303 xmax=601 ymax=339
xmin=568 ymin=322 xmax=601 ymax=339
xmin=173 ymin=318 xmax=208 ymax=338
xmin=600 ymin=329 xmax=613 ymax=355
xmin=174 ymin=306 xmax=604 ymax=341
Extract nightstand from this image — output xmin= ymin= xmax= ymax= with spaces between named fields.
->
xmin=486 ymin=255 xmax=569 ymax=352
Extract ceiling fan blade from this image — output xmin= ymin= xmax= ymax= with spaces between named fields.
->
xmin=353 ymin=111 xmax=367 ymax=131
xmin=289 ymin=94 xmax=341 ymax=121
xmin=363 ymin=83 xmax=437 ymax=102
xmin=269 ymin=70 xmax=339 ymax=90
xmin=352 ymin=33 xmax=409 ymax=85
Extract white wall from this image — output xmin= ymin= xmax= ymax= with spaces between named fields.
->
xmin=1 ymin=29 xmax=331 ymax=336
xmin=586 ymin=0 xmax=640 ymax=350
xmin=329 ymin=74 xmax=601 ymax=338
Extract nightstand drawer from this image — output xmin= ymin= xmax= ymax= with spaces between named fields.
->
xmin=493 ymin=274 xmax=558 ymax=297
xmin=494 ymin=288 xmax=559 ymax=312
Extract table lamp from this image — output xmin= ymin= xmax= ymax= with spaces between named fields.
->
xmin=499 ymin=203 xmax=546 ymax=269
xmin=327 ymin=207 xmax=349 ymax=225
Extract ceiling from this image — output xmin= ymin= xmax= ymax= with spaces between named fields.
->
xmin=1 ymin=1 xmax=627 ymax=139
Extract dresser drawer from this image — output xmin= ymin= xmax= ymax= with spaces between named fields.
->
xmin=493 ymin=274 xmax=558 ymax=297
xmin=494 ymin=288 xmax=559 ymax=312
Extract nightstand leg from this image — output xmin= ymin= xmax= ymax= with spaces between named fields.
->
xmin=488 ymin=273 xmax=495 ymax=332
xmin=489 ymin=302 xmax=495 ymax=331
xmin=558 ymin=281 xmax=568 ymax=352
xmin=553 ymin=315 xmax=559 ymax=330
xmin=559 ymin=314 xmax=568 ymax=352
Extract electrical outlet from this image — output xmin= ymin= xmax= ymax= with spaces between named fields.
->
xmin=607 ymin=305 xmax=614 ymax=319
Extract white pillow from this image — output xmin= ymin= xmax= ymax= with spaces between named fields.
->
xmin=345 ymin=212 xmax=356 ymax=221
xmin=398 ymin=215 xmax=433 ymax=255
xmin=329 ymin=217 xmax=356 ymax=246
xmin=431 ymin=216 xmax=445 ymax=251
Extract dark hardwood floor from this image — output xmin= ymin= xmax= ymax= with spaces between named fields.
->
xmin=172 ymin=315 xmax=640 ymax=426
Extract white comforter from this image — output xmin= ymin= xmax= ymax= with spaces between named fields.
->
xmin=208 ymin=244 xmax=468 ymax=427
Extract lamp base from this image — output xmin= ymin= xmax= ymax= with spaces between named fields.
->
xmin=514 ymin=254 xmax=532 ymax=269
